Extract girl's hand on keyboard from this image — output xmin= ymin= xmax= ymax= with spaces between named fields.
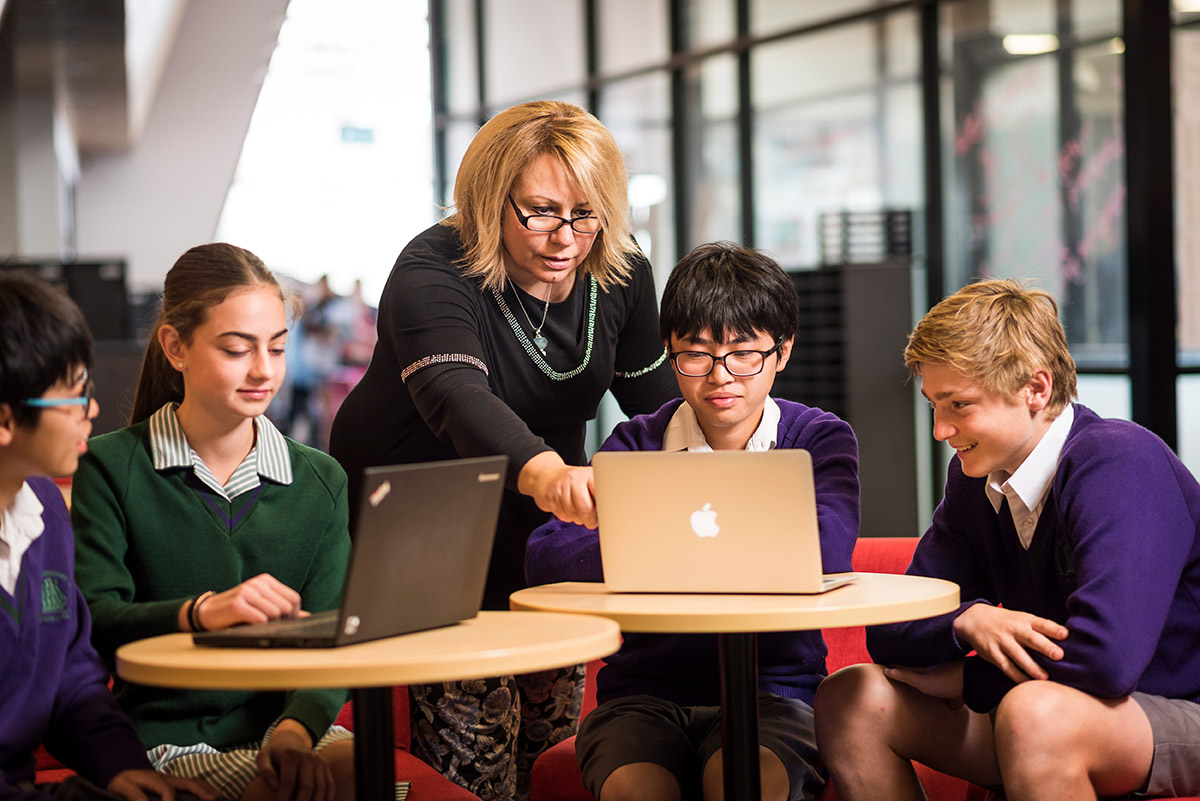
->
xmin=198 ymin=573 xmax=305 ymax=630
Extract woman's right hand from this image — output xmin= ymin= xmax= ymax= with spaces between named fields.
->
xmin=519 ymin=451 xmax=598 ymax=529
xmin=180 ymin=574 xmax=306 ymax=631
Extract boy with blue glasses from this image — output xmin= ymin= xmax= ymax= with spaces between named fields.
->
xmin=0 ymin=271 xmax=213 ymax=801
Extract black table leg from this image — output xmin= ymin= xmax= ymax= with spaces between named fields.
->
xmin=352 ymin=686 xmax=395 ymax=801
xmin=718 ymin=632 xmax=760 ymax=800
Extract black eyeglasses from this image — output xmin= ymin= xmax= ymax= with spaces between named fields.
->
xmin=22 ymin=369 xmax=96 ymax=413
xmin=507 ymin=195 xmax=602 ymax=234
xmin=669 ymin=340 xmax=785 ymax=377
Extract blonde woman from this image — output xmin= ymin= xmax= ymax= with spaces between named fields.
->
xmin=330 ymin=101 xmax=677 ymax=800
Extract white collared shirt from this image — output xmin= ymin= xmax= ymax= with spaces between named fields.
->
xmin=148 ymin=403 xmax=293 ymax=501
xmin=984 ymin=404 xmax=1075 ymax=549
xmin=662 ymin=396 xmax=781 ymax=453
xmin=0 ymin=482 xmax=46 ymax=596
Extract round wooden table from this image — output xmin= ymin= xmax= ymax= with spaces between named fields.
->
xmin=117 ymin=611 xmax=622 ymax=801
xmin=510 ymin=573 xmax=959 ymax=800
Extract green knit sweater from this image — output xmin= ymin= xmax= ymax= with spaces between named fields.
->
xmin=70 ymin=420 xmax=352 ymax=750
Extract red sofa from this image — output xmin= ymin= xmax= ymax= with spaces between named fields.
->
xmin=35 ymin=686 xmax=481 ymax=800
xmin=528 ymin=537 xmax=1199 ymax=801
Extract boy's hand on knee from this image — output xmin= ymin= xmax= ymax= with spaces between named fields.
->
xmin=257 ymin=722 xmax=335 ymax=801
xmin=108 ymin=769 xmax=220 ymax=801
xmin=196 ymin=574 xmax=305 ymax=630
xmin=883 ymin=661 xmax=965 ymax=707
xmin=953 ymin=603 xmax=1068 ymax=683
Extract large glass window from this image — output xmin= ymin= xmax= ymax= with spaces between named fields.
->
xmin=429 ymin=0 xmax=1194 ymax=497
xmin=601 ymin=74 xmax=676 ymax=289
xmin=1176 ymin=27 xmax=1200 ymax=368
xmin=683 ymin=0 xmax=736 ymax=50
xmin=691 ymin=54 xmax=741 ymax=246
xmin=440 ymin=0 xmax=478 ymax=114
xmin=599 ymin=0 xmax=669 ymax=75
xmin=944 ymin=0 xmax=1126 ymax=372
xmin=753 ymin=18 xmax=919 ymax=267
xmin=1180 ymin=376 xmax=1200 ymax=474
xmin=482 ymin=0 xmax=586 ymax=106
xmin=1175 ymin=23 xmax=1200 ymax=466
xmin=440 ymin=121 xmax=478 ymax=210
xmin=751 ymin=0 xmax=880 ymax=36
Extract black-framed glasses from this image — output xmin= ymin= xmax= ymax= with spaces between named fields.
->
xmin=669 ymin=339 xmax=785 ymax=377
xmin=22 ymin=369 xmax=95 ymax=412
xmin=507 ymin=195 xmax=602 ymax=234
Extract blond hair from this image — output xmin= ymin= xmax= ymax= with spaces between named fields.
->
xmin=444 ymin=101 xmax=638 ymax=292
xmin=905 ymin=279 xmax=1078 ymax=416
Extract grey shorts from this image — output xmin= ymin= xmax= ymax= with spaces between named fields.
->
xmin=1131 ymin=692 xmax=1200 ymax=798
xmin=575 ymin=693 xmax=825 ymax=801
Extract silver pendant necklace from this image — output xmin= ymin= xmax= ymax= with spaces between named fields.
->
xmin=513 ymin=282 xmax=552 ymax=354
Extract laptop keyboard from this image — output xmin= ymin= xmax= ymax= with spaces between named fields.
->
xmin=244 ymin=611 xmax=338 ymax=635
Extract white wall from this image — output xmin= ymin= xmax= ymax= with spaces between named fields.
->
xmin=14 ymin=93 xmax=68 ymax=257
xmin=75 ymin=0 xmax=289 ymax=291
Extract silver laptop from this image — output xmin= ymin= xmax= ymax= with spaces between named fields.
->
xmin=592 ymin=450 xmax=856 ymax=594
xmin=193 ymin=455 xmax=507 ymax=648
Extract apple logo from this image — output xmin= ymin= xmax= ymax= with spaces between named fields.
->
xmin=690 ymin=502 xmax=720 ymax=538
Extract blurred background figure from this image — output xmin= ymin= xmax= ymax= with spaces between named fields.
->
xmin=325 ymin=279 xmax=378 ymax=424
xmin=274 ymin=275 xmax=376 ymax=451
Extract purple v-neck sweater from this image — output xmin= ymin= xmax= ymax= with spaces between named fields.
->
xmin=1 ymin=478 xmax=150 ymax=795
xmin=869 ymin=404 xmax=1200 ymax=713
xmin=526 ymin=398 xmax=861 ymax=707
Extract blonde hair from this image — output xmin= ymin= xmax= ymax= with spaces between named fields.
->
xmin=905 ymin=279 xmax=1078 ymax=416
xmin=444 ymin=101 xmax=638 ymax=292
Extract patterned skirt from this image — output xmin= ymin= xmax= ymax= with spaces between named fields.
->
xmin=409 ymin=664 xmax=587 ymax=801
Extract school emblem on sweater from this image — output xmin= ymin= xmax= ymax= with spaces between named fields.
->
xmin=40 ymin=571 xmax=71 ymax=622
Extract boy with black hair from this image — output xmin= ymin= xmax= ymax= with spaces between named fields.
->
xmin=0 ymin=272 xmax=214 ymax=801
xmin=814 ymin=279 xmax=1200 ymax=801
xmin=526 ymin=242 xmax=860 ymax=801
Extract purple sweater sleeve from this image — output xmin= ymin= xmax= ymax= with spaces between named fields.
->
xmin=23 ymin=480 xmax=151 ymax=788
xmin=871 ymin=409 xmax=1200 ymax=713
xmin=866 ymin=473 xmax=998 ymax=669
xmin=524 ymin=408 xmax=653 ymax=586
xmin=785 ymin=408 xmax=859 ymax=574
xmin=43 ymin=589 xmax=153 ymax=785
xmin=1028 ymin=424 xmax=1198 ymax=698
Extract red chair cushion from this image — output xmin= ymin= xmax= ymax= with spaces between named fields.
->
xmin=335 ymin=685 xmax=411 ymax=751
xmin=530 ymin=735 xmax=592 ymax=801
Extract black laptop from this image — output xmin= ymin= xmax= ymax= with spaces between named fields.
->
xmin=193 ymin=455 xmax=507 ymax=648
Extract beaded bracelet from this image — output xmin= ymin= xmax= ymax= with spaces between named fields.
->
xmin=182 ymin=596 xmax=198 ymax=631
xmin=190 ymin=590 xmax=215 ymax=632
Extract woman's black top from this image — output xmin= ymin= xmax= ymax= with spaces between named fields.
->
xmin=329 ymin=223 xmax=678 ymax=609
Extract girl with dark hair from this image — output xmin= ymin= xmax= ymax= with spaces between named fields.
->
xmin=69 ymin=244 xmax=367 ymax=801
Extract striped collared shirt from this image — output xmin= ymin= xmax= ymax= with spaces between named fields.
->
xmin=148 ymin=404 xmax=293 ymax=500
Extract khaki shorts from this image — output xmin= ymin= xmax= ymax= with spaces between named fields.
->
xmin=1131 ymin=691 xmax=1200 ymax=798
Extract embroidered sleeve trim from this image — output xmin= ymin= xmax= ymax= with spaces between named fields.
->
xmin=401 ymin=353 xmax=489 ymax=383
xmin=614 ymin=348 xmax=668 ymax=379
